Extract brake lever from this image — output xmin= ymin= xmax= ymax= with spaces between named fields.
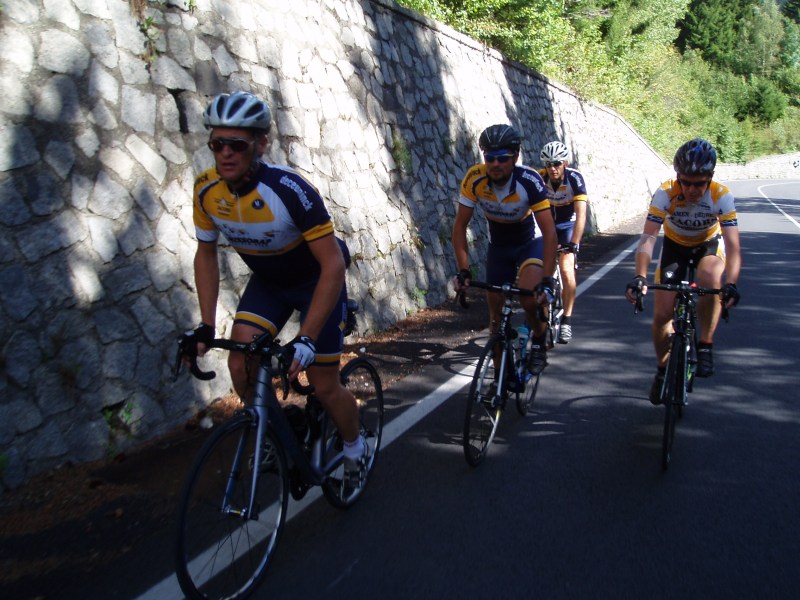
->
xmin=457 ymin=289 xmax=469 ymax=309
xmin=634 ymin=291 xmax=644 ymax=314
xmin=174 ymin=334 xmax=216 ymax=381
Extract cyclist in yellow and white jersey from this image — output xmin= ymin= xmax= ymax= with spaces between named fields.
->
xmin=189 ymin=91 xmax=365 ymax=491
xmin=625 ymin=139 xmax=741 ymax=404
xmin=452 ymin=124 xmax=558 ymax=376
xmin=538 ymin=141 xmax=588 ymax=343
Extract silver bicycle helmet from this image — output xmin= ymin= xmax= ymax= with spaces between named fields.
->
xmin=540 ymin=141 xmax=569 ymax=163
xmin=203 ymin=91 xmax=272 ymax=132
xmin=673 ymin=138 xmax=716 ymax=175
xmin=479 ymin=124 xmax=522 ymax=152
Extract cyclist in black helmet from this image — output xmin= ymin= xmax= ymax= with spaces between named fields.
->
xmin=625 ymin=138 xmax=742 ymax=404
xmin=452 ymin=124 xmax=558 ymax=377
xmin=189 ymin=91 xmax=366 ymax=493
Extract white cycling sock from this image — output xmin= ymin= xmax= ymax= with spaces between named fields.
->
xmin=343 ymin=435 xmax=365 ymax=459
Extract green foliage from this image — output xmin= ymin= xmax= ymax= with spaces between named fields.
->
xmin=397 ymin=0 xmax=799 ymax=160
xmin=784 ymin=0 xmax=800 ymax=22
xmin=748 ymin=77 xmax=788 ymax=123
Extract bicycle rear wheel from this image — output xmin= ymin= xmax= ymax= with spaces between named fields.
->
xmin=464 ymin=334 xmax=505 ymax=466
xmin=175 ymin=414 xmax=288 ymax=600
xmin=661 ymin=335 xmax=687 ymax=471
xmin=322 ymin=357 xmax=384 ymax=508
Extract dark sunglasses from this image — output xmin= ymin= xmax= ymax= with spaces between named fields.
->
xmin=677 ymin=177 xmax=710 ymax=189
xmin=208 ymin=137 xmax=255 ymax=153
xmin=484 ymin=153 xmax=514 ymax=164
xmin=545 ymin=161 xmax=564 ymax=168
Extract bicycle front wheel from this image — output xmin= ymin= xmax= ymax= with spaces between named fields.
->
xmin=464 ymin=334 xmax=505 ymax=466
xmin=175 ymin=414 xmax=289 ymax=600
xmin=661 ymin=335 xmax=687 ymax=471
xmin=322 ymin=357 xmax=384 ymax=508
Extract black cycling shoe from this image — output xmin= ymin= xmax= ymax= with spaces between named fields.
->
xmin=527 ymin=343 xmax=548 ymax=375
xmin=649 ymin=370 xmax=665 ymax=405
xmin=696 ymin=347 xmax=714 ymax=377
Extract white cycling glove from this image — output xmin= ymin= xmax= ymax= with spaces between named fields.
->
xmin=288 ymin=336 xmax=316 ymax=369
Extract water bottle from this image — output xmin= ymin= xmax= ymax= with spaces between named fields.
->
xmin=516 ymin=323 xmax=530 ymax=358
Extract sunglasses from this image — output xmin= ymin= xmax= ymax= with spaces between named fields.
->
xmin=677 ymin=178 xmax=710 ymax=189
xmin=208 ymin=137 xmax=255 ymax=153
xmin=545 ymin=161 xmax=564 ymax=168
xmin=484 ymin=153 xmax=514 ymax=164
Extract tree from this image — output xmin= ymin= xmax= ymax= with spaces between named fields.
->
xmin=783 ymin=0 xmax=800 ymax=22
xmin=677 ymin=0 xmax=746 ymax=67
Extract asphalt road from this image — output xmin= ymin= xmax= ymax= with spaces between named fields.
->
xmin=6 ymin=179 xmax=800 ymax=600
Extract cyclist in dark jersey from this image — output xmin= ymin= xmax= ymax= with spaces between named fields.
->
xmin=452 ymin=124 xmax=558 ymax=375
xmin=190 ymin=91 xmax=366 ymax=491
xmin=537 ymin=141 xmax=588 ymax=343
xmin=625 ymin=139 xmax=742 ymax=404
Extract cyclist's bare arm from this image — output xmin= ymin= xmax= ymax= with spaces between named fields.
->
xmin=287 ymin=234 xmax=347 ymax=380
xmin=533 ymin=206 xmax=558 ymax=292
xmin=721 ymin=225 xmax=741 ymax=280
xmin=626 ymin=220 xmax=661 ymax=304
xmin=571 ymin=200 xmax=587 ymax=246
xmin=193 ymin=240 xmax=220 ymax=355
xmin=452 ymin=204 xmax=474 ymax=274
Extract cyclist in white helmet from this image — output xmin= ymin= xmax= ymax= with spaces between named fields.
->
xmin=537 ymin=141 xmax=588 ymax=343
xmin=188 ymin=91 xmax=366 ymax=493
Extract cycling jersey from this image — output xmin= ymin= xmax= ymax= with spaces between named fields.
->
xmin=193 ymin=161 xmax=334 ymax=287
xmin=537 ymin=167 xmax=588 ymax=225
xmin=458 ymin=164 xmax=550 ymax=246
xmin=647 ymin=179 xmax=737 ymax=247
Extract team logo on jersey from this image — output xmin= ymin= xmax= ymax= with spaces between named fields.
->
xmin=521 ymin=169 xmax=545 ymax=193
xmin=280 ymin=175 xmax=313 ymax=211
xmin=252 ymin=198 xmax=264 ymax=210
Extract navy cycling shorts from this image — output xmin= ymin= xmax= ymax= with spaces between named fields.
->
xmin=234 ymin=276 xmax=347 ymax=367
xmin=555 ymin=221 xmax=574 ymax=247
xmin=486 ymin=236 xmax=544 ymax=286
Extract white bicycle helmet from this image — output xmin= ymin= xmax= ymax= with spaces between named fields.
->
xmin=203 ymin=91 xmax=272 ymax=132
xmin=540 ymin=141 xmax=570 ymax=163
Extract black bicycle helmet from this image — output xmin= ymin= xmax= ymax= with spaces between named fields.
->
xmin=203 ymin=91 xmax=272 ymax=132
xmin=673 ymin=138 xmax=716 ymax=175
xmin=479 ymin=124 xmax=522 ymax=152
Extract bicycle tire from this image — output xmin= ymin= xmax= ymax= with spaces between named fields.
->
xmin=321 ymin=357 xmax=384 ymax=508
xmin=547 ymin=280 xmax=564 ymax=348
xmin=661 ymin=335 xmax=687 ymax=471
xmin=464 ymin=334 xmax=505 ymax=466
xmin=175 ymin=414 xmax=289 ymax=600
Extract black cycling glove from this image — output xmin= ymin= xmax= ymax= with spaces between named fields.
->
xmin=626 ymin=275 xmax=646 ymax=293
xmin=193 ymin=323 xmax=215 ymax=346
xmin=721 ymin=283 xmax=740 ymax=307
xmin=536 ymin=276 xmax=555 ymax=302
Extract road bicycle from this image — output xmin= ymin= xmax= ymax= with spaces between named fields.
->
xmin=633 ymin=259 xmax=728 ymax=471
xmin=461 ymin=281 xmax=548 ymax=466
xmin=172 ymin=302 xmax=383 ymax=599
